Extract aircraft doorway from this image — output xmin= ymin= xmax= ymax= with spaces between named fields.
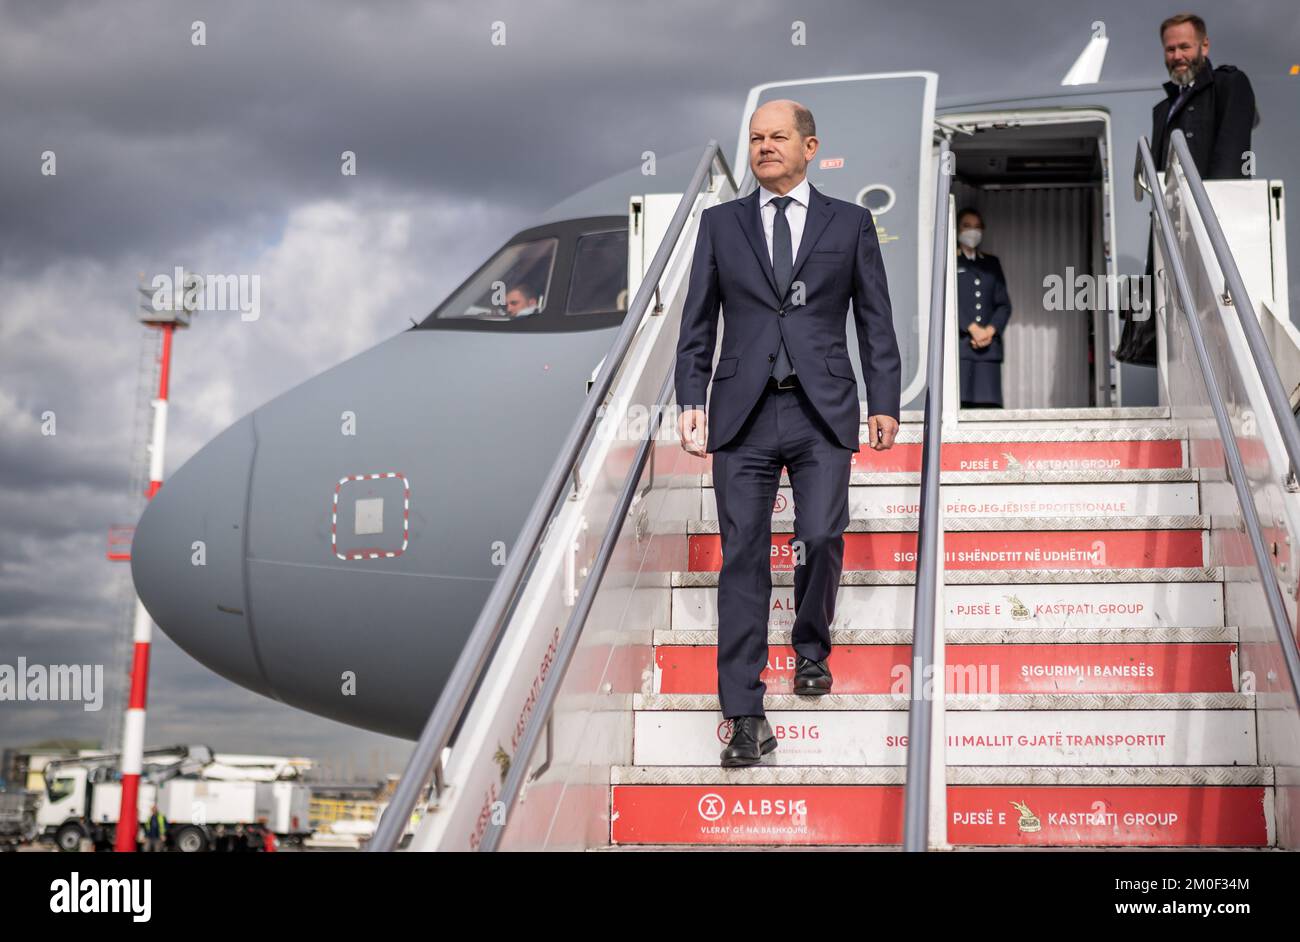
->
xmin=941 ymin=111 xmax=1117 ymax=409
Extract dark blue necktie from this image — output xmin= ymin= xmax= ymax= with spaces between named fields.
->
xmin=770 ymin=195 xmax=795 ymax=382
xmin=1165 ymin=84 xmax=1190 ymax=126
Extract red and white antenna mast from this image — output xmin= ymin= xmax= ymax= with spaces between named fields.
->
xmin=106 ymin=272 xmax=197 ymax=852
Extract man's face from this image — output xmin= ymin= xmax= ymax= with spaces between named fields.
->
xmin=1163 ymin=23 xmax=1208 ymax=85
xmin=504 ymin=289 xmax=537 ymax=316
xmin=749 ymin=104 xmax=816 ymax=192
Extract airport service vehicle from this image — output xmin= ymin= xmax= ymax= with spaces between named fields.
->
xmin=37 ymin=745 xmax=311 ymax=852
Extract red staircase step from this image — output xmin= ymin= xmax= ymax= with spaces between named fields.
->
xmin=610 ymin=784 xmax=1268 ymax=847
xmin=655 ymin=643 xmax=1237 ymax=695
xmin=948 ymin=785 xmax=1269 ymax=846
xmin=849 ymin=440 xmax=1184 ymax=473
xmin=612 ymin=784 xmax=902 ymax=845
xmin=687 ymin=529 xmax=1205 ymax=572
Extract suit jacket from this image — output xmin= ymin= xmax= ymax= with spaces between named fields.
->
xmin=674 ymin=180 xmax=901 ymax=453
xmin=1151 ymin=58 xmax=1257 ymax=179
xmin=956 ymin=250 xmax=1012 ymax=363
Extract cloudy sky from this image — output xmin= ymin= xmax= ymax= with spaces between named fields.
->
xmin=1 ymin=0 xmax=1295 ymax=781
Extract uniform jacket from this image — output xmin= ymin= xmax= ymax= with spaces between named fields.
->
xmin=674 ymin=180 xmax=901 ymax=453
xmin=1151 ymin=58 xmax=1257 ymax=178
xmin=956 ymin=249 xmax=1012 ymax=363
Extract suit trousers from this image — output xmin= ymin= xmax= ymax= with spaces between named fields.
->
xmin=710 ymin=378 xmax=852 ymax=718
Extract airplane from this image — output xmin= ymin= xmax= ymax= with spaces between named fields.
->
xmin=129 ymin=37 xmax=1297 ymax=743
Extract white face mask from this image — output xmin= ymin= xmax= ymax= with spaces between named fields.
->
xmin=958 ymin=228 xmax=983 ymax=249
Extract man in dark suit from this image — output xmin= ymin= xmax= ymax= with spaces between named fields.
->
xmin=1126 ymin=12 xmax=1259 ymax=366
xmin=1150 ymin=13 xmax=1257 ymax=178
xmin=674 ymin=99 xmax=901 ymax=767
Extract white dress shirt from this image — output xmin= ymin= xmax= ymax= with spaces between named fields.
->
xmin=758 ymin=175 xmax=810 ymax=265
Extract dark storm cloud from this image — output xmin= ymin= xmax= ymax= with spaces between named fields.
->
xmin=3 ymin=620 xmax=410 ymax=775
xmin=12 ymin=0 xmax=1287 ymax=268
xmin=0 ymin=430 xmax=127 ymax=493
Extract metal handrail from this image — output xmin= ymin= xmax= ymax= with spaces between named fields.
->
xmin=367 ymin=142 xmax=738 ymax=852
xmin=1166 ymin=129 xmax=1300 ymax=486
xmin=1137 ymin=134 xmax=1300 ymax=712
xmin=481 ymin=367 xmax=675 ymax=851
xmin=902 ymin=138 xmax=952 ymax=852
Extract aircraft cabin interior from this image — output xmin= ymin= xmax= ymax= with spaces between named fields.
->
xmin=944 ymin=112 xmax=1116 ymax=409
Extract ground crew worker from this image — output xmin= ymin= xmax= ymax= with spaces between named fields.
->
xmin=143 ymin=804 xmax=166 ymax=852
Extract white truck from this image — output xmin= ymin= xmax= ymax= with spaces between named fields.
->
xmin=36 ymin=745 xmax=313 ymax=852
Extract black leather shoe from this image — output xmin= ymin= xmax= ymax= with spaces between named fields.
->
xmin=793 ymin=655 xmax=833 ymax=696
xmin=720 ymin=715 xmax=777 ymax=767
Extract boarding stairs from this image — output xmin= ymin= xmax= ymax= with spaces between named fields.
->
xmin=371 ymin=129 xmax=1300 ymax=852
xmin=611 ymin=403 xmax=1267 ymax=848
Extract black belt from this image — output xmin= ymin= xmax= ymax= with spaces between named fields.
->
xmin=767 ymin=373 xmax=800 ymax=391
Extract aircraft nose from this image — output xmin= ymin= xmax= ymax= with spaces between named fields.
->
xmin=130 ymin=413 xmax=275 ymax=699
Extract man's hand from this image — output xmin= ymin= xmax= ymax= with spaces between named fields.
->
xmin=679 ymin=409 xmax=708 ymax=457
xmin=867 ymin=414 xmax=899 ymax=451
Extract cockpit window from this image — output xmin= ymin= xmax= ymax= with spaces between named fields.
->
xmin=566 ymin=229 xmax=628 ymax=316
xmin=415 ymin=216 xmax=627 ymax=333
xmin=433 ymin=238 xmax=558 ymax=321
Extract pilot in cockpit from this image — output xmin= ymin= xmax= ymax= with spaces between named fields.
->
xmin=503 ymin=282 xmax=540 ymax=318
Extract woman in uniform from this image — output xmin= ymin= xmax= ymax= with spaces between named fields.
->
xmin=955 ymin=207 xmax=1013 ymax=408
